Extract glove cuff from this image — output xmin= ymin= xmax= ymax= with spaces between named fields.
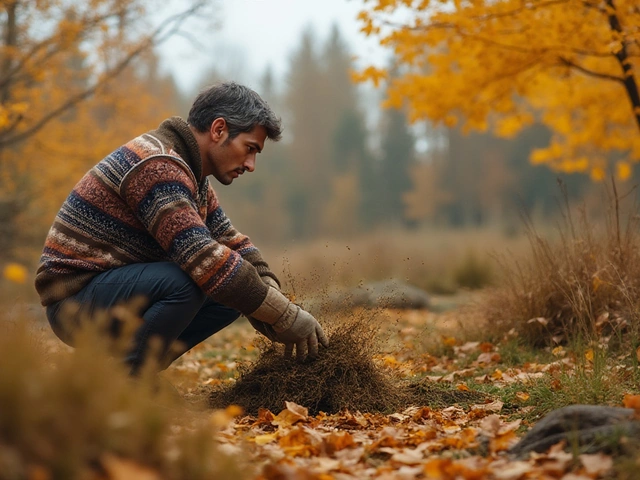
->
xmin=249 ymin=286 xmax=290 ymax=325
xmin=272 ymin=304 xmax=299 ymax=333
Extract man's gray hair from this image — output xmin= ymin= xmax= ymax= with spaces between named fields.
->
xmin=187 ymin=82 xmax=282 ymax=141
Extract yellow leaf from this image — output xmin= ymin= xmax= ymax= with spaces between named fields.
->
xmin=3 ymin=263 xmax=28 ymax=284
xmin=515 ymin=391 xmax=530 ymax=402
xmin=456 ymin=383 xmax=470 ymax=391
xmin=225 ymin=404 xmax=244 ymax=417
xmin=617 ymin=161 xmax=632 ymax=181
xmin=253 ymin=432 xmax=279 ymax=445
xmin=591 ymin=167 xmax=606 ymax=182
xmin=585 ymin=349 xmax=594 ymax=362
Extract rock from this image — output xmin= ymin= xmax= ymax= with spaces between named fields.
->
xmin=337 ymin=279 xmax=431 ymax=310
xmin=509 ymin=405 xmax=640 ymax=458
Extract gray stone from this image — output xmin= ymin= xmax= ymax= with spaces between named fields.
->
xmin=338 ymin=279 xmax=431 ymax=310
xmin=509 ymin=405 xmax=640 ymax=458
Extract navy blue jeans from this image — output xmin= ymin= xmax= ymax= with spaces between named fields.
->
xmin=46 ymin=262 xmax=240 ymax=374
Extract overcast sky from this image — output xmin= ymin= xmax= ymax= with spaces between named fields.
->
xmin=157 ymin=0 xmax=386 ymax=94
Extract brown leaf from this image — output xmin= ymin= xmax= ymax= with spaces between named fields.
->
xmin=255 ymin=408 xmax=276 ymax=425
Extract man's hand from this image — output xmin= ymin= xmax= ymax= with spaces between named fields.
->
xmin=249 ymin=287 xmax=329 ymax=360
xmin=272 ymin=305 xmax=328 ymax=360
xmin=247 ymin=316 xmax=278 ymax=341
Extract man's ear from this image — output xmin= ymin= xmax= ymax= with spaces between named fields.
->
xmin=210 ymin=118 xmax=227 ymax=143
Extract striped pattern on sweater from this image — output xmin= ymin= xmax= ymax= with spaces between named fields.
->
xmin=35 ymin=124 xmax=269 ymax=314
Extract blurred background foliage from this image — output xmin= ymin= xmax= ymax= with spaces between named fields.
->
xmin=0 ymin=0 xmax=637 ymax=300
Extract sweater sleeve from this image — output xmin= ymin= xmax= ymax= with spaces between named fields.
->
xmin=204 ymin=183 xmax=281 ymax=287
xmin=120 ymin=157 xmax=268 ymax=314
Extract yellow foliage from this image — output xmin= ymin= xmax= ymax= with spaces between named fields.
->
xmin=355 ymin=0 xmax=640 ymax=175
xmin=3 ymin=262 xmax=28 ymax=284
xmin=0 ymin=1 xmax=186 ymax=247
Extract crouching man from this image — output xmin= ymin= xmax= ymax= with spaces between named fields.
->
xmin=35 ymin=82 xmax=327 ymax=374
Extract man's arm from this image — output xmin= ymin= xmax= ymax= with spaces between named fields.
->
xmin=204 ymin=182 xmax=281 ymax=288
xmin=120 ymin=157 xmax=269 ymax=314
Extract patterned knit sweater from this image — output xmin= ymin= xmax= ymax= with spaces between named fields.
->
xmin=35 ymin=117 xmax=274 ymax=315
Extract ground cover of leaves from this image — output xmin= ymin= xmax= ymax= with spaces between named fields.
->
xmin=162 ymin=306 xmax=630 ymax=480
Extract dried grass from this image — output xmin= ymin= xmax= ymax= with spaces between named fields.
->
xmin=0 ymin=315 xmax=244 ymax=480
xmin=478 ymin=179 xmax=640 ymax=347
xmin=207 ymin=315 xmax=487 ymax=416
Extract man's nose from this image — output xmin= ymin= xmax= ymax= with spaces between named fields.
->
xmin=243 ymin=156 xmax=256 ymax=173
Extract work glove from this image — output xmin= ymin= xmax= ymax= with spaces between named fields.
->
xmin=247 ymin=275 xmax=282 ymax=340
xmin=249 ymin=287 xmax=329 ymax=360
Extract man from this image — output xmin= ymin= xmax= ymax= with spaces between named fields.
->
xmin=35 ymin=82 xmax=328 ymax=374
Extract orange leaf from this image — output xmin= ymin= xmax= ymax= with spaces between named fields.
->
xmin=515 ymin=392 xmax=530 ymax=402
xmin=456 ymin=383 xmax=470 ymax=391
xmin=323 ymin=432 xmax=355 ymax=454
xmin=442 ymin=336 xmax=457 ymax=347
xmin=490 ymin=430 xmax=518 ymax=453
xmin=623 ymin=394 xmax=640 ymax=411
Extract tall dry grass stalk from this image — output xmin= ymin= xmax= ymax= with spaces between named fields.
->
xmin=479 ymin=179 xmax=640 ymax=348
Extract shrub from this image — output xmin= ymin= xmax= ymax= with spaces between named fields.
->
xmin=479 ymin=179 xmax=640 ymax=348
xmin=0 ymin=314 xmax=244 ymax=480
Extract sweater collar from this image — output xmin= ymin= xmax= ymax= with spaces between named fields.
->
xmin=151 ymin=116 xmax=203 ymax=183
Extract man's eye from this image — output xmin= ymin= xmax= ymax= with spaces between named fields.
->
xmin=248 ymin=146 xmax=254 ymax=153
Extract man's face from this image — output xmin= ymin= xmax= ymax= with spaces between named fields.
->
xmin=206 ymin=124 xmax=267 ymax=185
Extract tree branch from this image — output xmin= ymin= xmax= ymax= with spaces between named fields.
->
xmin=605 ymin=0 xmax=640 ymax=132
xmin=557 ymin=56 xmax=623 ymax=82
xmin=0 ymin=2 xmax=206 ymax=148
xmin=0 ymin=5 xmax=131 ymax=92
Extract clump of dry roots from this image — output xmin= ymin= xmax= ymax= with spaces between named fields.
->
xmin=208 ymin=316 xmax=487 ymax=416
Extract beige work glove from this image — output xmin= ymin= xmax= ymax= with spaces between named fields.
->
xmin=249 ymin=287 xmax=329 ymax=360
xmin=247 ymin=276 xmax=281 ymax=341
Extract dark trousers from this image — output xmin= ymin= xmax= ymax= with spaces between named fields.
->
xmin=46 ymin=262 xmax=241 ymax=374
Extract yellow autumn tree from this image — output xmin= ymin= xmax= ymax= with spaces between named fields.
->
xmin=0 ymin=1 xmax=204 ymax=259
xmin=355 ymin=0 xmax=640 ymax=180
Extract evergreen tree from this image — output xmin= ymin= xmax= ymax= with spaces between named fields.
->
xmin=377 ymin=104 xmax=416 ymax=226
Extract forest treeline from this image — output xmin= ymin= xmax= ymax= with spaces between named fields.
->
xmin=0 ymin=1 xmax=622 ymax=262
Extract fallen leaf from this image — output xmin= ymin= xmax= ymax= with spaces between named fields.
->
xmin=471 ymin=400 xmax=504 ymax=413
xmin=515 ymin=392 xmax=530 ymax=402
xmin=391 ymin=448 xmax=424 ymax=465
xmin=442 ymin=336 xmax=457 ymax=347
xmin=580 ymin=453 xmax=613 ymax=475
xmin=272 ymin=401 xmax=308 ymax=428
xmin=101 ymin=454 xmax=161 ymax=480
xmin=492 ymin=460 xmax=532 ymax=479
xmin=323 ymin=431 xmax=355 ymax=454
xmin=623 ymin=394 xmax=640 ymax=412
xmin=253 ymin=432 xmax=279 ymax=445
xmin=527 ymin=317 xmax=548 ymax=326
